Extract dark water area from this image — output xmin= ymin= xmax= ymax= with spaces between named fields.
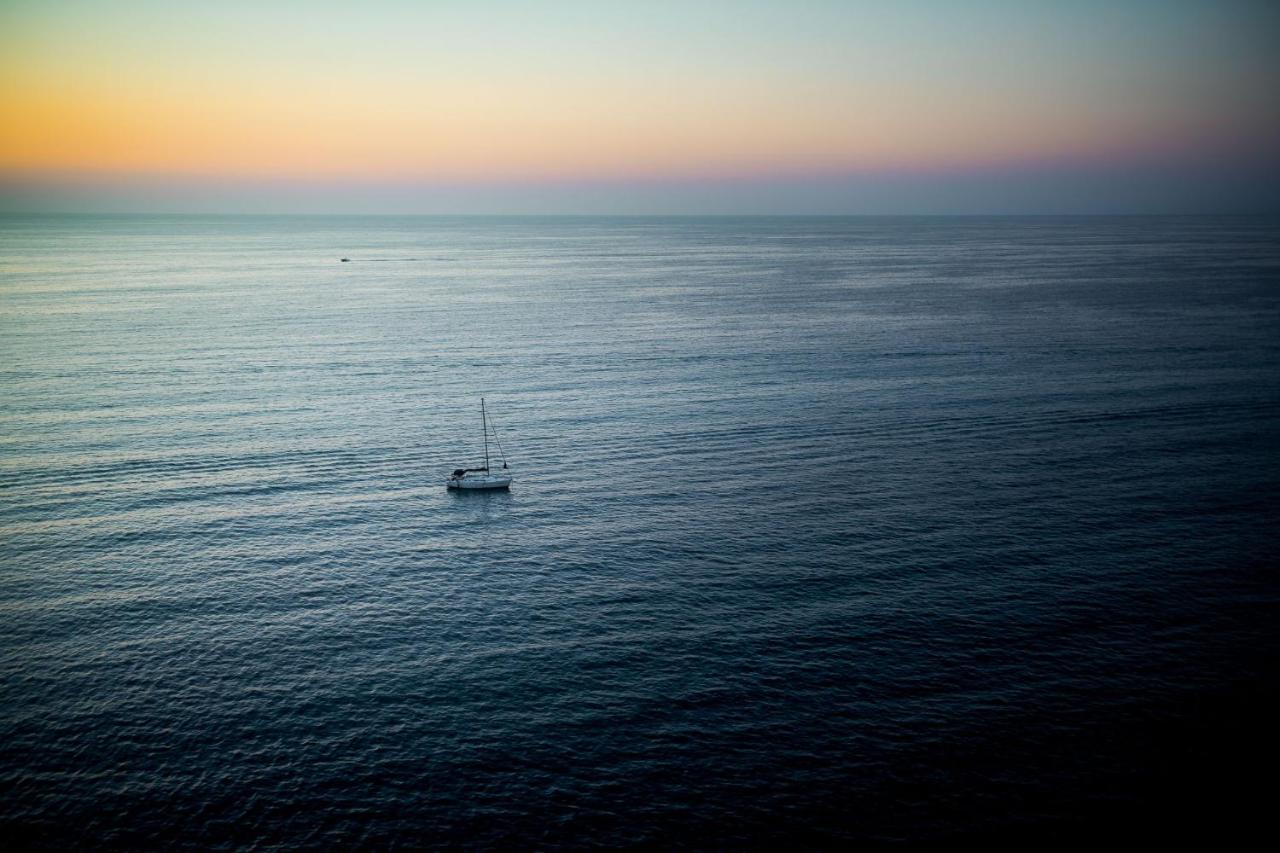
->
xmin=2 ymin=215 xmax=1278 ymax=847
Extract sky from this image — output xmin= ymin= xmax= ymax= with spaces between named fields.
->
xmin=1 ymin=0 xmax=1278 ymax=213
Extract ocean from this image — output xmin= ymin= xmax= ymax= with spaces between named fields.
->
xmin=2 ymin=215 xmax=1278 ymax=846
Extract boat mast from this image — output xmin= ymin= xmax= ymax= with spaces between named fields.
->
xmin=481 ymin=397 xmax=490 ymax=472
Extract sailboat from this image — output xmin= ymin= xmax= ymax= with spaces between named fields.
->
xmin=446 ymin=398 xmax=513 ymax=490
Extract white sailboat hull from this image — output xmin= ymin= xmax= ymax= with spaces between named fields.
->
xmin=446 ymin=474 xmax=512 ymax=490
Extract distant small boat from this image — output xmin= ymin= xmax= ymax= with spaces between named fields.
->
xmin=340 ymin=258 xmax=351 ymax=262
xmin=447 ymin=398 xmax=512 ymax=490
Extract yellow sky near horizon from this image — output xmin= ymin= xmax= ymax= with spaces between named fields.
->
xmin=2 ymin=1 xmax=1276 ymax=183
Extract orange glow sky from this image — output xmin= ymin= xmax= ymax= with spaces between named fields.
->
xmin=2 ymin=1 xmax=1277 ymax=211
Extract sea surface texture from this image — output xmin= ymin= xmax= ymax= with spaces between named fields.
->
xmin=2 ymin=216 xmax=1278 ymax=847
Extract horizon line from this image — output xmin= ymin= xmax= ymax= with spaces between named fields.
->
xmin=3 ymin=210 xmax=1277 ymax=218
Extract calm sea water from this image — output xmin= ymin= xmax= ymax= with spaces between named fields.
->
xmin=2 ymin=215 xmax=1278 ymax=846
